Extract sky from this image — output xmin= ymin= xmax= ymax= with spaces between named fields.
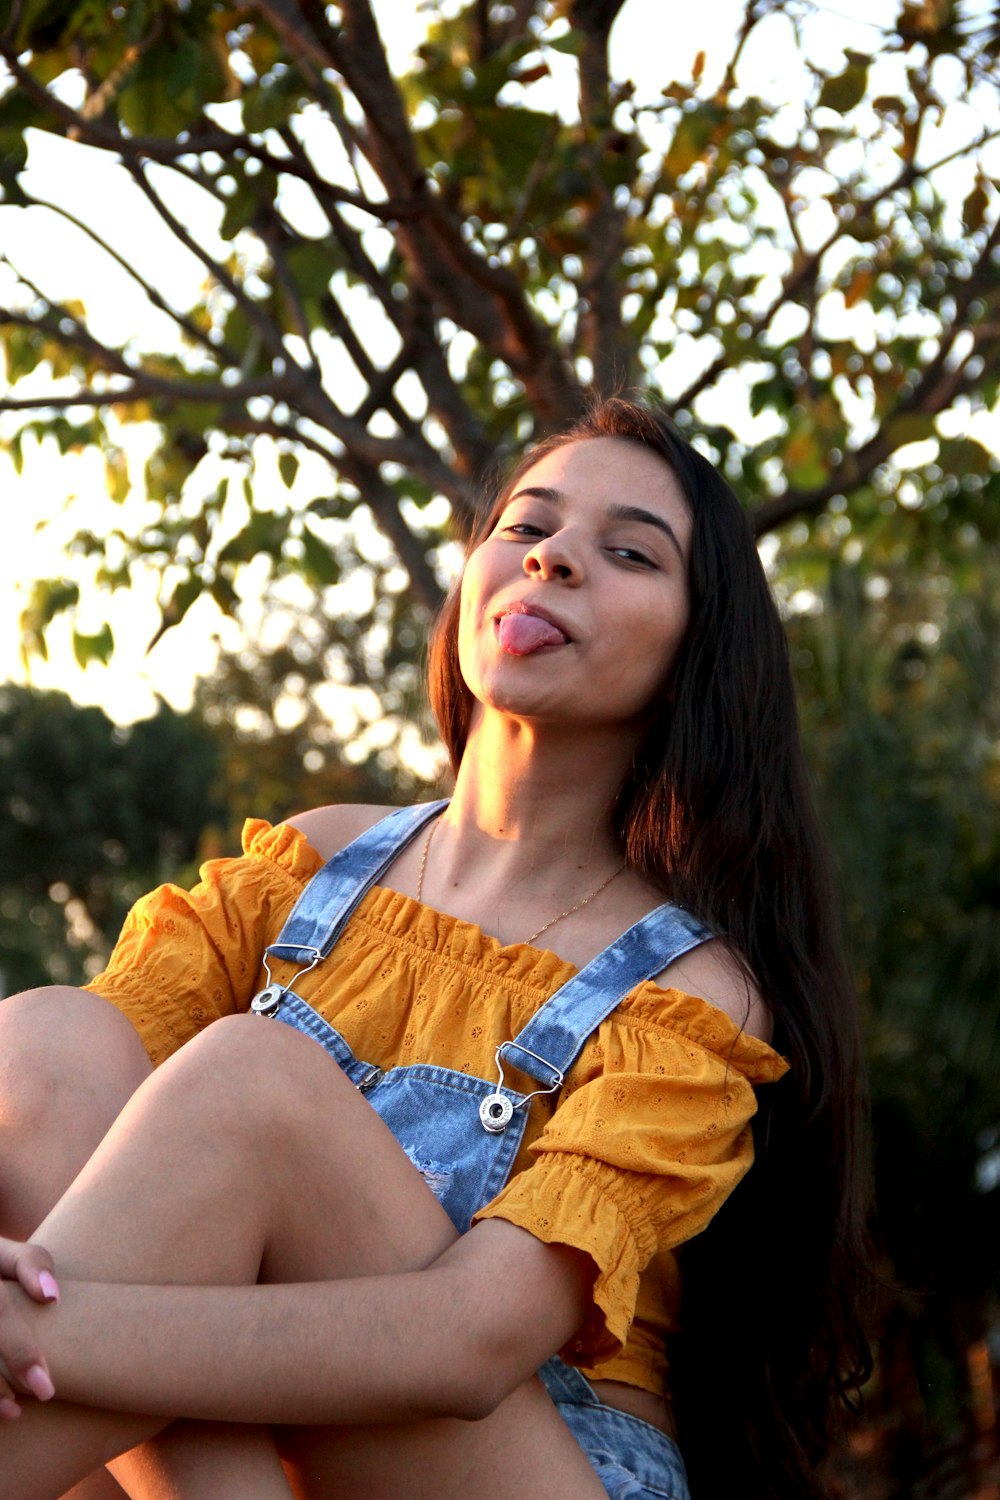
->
xmin=0 ymin=0 xmax=991 ymax=725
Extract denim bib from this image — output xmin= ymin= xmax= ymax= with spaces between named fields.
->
xmin=250 ymin=802 xmax=713 ymax=1234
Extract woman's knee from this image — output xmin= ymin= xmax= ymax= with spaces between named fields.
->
xmin=0 ymin=987 xmax=151 ymax=1134
xmin=0 ymin=989 xmax=152 ymax=1235
xmin=151 ymin=1012 xmax=354 ymax=1134
xmin=159 ymin=1015 xmax=432 ymax=1198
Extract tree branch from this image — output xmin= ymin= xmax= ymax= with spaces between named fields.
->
xmin=571 ymin=2 xmax=635 ymax=393
xmin=0 ymin=41 xmax=427 ymax=237
xmin=293 ymin=379 xmax=477 ymax=512
xmin=122 ymin=157 xmax=294 ymax=372
xmin=0 ymin=375 xmax=289 ymax=413
xmin=752 ymin=215 xmax=1000 ymax=536
xmin=19 ymin=194 xmax=238 ymax=367
xmin=668 ymin=120 xmax=1000 ymax=418
xmin=292 ymin=0 xmax=582 ymax=425
xmin=237 ymin=406 xmax=448 ymax=608
xmin=0 ymin=276 xmax=139 ymax=384
xmin=338 ymin=452 xmax=446 ymax=611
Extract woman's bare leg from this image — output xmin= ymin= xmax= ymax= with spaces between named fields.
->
xmin=0 ymin=990 xmax=289 ymax=1500
xmin=1 ymin=1013 xmax=606 ymax=1500
xmin=0 ymin=989 xmax=151 ymax=1242
xmin=0 ymin=990 xmax=146 ymax=1499
xmin=62 ymin=1476 xmax=129 ymax=1500
xmin=108 ymin=1425 xmax=291 ymax=1500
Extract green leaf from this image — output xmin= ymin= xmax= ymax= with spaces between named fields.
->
xmin=242 ymin=31 xmax=282 ymax=77
xmin=546 ymin=31 xmax=586 ymax=57
xmin=219 ymin=303 xmax=260 ymax=364
xmin=278 ymin=452 xmax=299 ymax=489
xmin=106 ymin=451 xmax=131 ymax=504
xmin=20 ymin=578 xmax=81 ymax=662
xmin=0 ymin=91 xmax=40 ymax=131
xmin=219 ymin=178 xmax=260 ymax=241
xmin=664 ymin=110 xmax=717 ymax=177
xmin=750 ymin=374 xmax=791 ymax=418
xmin=818 ymin=61 xmax=869 ymax=115
xmin=38 ymin=414 xmax=101 ymax=455
xmin=243 ymin=67 xmax=308 ymax=133
xmin=216 ymin=509 xmax=288 ymax=567
xmin=937 ymin=438 xmax=993 ymax=478
xmin=156 ymin=574 xmax=202 ymax=636
xmin=285 ymin=242 xmax=336 ymax=299
xmin=886 ymin=412 xmax=937 ymax=448
xmin=479 ymin=106 xmax=553 ymax=186
xmin=0 ymin=131 xmax=29 ymax=206
xmin=782 ymin=427 xmax=828 ymax=489
xmin=72 ymin=623 xmax=114 ymax=668
xmin=119 ymin=37 xmax=205 ymax=135
xmin=301 ymin=522 xmax=340 ymax=587
xmin=210 ymin=574 xmax=239 ymax=614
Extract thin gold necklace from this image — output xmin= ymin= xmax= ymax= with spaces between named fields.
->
xmin=416 ymin=817 xmax=626 ymax=946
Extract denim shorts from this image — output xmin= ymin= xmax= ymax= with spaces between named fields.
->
xmin=539 ymin=1358 xmax=691 ymax=1500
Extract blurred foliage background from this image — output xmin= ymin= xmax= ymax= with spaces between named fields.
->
xmin=2 ymin=0 xmax=1000 ymax=1493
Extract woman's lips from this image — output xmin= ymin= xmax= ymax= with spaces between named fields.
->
xmin=495 ymin=606 xmax=569 ymax=656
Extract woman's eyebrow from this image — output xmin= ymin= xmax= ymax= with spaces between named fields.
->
xmin=508 ymin=486 xmax=685 ymax=562
xmin=607 ymin=503 xmax=685 ymax=561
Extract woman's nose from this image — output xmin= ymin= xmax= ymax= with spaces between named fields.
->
xmin=522 ymin=531 xmax=582 ymax=583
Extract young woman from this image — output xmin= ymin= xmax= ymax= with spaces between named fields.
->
xmin=0 ymin=397 xmax=871 ymax=1500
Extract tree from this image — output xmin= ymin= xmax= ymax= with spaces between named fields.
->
xmin=788 ymin=545 xmax=1000 ymax=1494
xmin=0 ymin=676 xmax=393 ymax=992
xmin=0 ymin=685 xmax=226 ymax=990
xmin=3 ymin=3 xmax=1000 ymax=1489
xmin=0 ymin=0 xmax=997 ymax=686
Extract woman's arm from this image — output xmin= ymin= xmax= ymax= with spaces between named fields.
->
xmin=4 ymin=1221 xmax=593 ymax=1425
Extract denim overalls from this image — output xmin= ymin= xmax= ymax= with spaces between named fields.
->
xmin=251 ymin=802 xmax=707 ymax=1500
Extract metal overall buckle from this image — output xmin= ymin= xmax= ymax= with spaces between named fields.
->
xmin=249 ymin=949 xmax=322 ymax=1016
xmin=479 ymin=1042 xmax=564 ymax=1134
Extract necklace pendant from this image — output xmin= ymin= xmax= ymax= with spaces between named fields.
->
xmin=480 ymin=1092 xmax=514 ymax=1133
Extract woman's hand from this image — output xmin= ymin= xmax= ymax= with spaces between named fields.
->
xmin=0 ymin=1238 xmax=60 ymax=1418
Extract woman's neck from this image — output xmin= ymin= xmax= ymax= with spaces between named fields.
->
xmin=394 ymin=711 xmax=659 ymax=956
xmin=439 ymin=712 xmax=635 ymax=881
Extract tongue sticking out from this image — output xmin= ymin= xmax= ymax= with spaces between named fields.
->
xmin=497 ymin=612 xmax=567 ymax=656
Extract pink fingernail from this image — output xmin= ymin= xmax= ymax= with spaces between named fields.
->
xmin=0 ymin=1396 xmax=21 ymax=1420
xmin=25 ymin=1365 xmax=54 ymax=1402
xmin=38 ymin=1271 xmax=60 ymax=1303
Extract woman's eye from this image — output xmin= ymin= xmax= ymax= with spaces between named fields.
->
xmin=500 ymin=522 xmax=546 ymax=539
xmin=610 ymin=546 xmax=655 ymax=567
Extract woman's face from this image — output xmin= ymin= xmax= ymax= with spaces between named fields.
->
xmin=457 ymin=436 xmax=693 ymax=734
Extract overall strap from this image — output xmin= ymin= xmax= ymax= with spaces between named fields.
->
xmin=503 ymin=903 xmax=715 ymax=1090
xmin=267 ymin=801 xmax=448 ymax=964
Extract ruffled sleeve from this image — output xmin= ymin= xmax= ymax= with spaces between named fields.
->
xmin=473 ymin=985 xmax=789 ymax=1369
xmin=85 ymin=820 xmax=323 ymax=1065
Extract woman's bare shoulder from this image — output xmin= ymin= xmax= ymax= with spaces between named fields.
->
xmin=286 ymin=803 xmax=398 ymax=862
xmin=653 ymin=937 xmax=772 ymax=1044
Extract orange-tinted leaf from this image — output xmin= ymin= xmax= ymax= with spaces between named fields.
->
xmin=844 ymin=269 xmax=875 ymax=308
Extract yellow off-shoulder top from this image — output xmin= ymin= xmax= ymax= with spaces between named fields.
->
xmin=86 ymin=817 xmax=789 ymax=1395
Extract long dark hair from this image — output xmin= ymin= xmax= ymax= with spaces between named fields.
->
xmin=428 ymin=396 xmax=873 ymax=1498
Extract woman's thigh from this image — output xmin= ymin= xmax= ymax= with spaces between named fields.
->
xmin=35 ymin=1013 xmax=460 ymax=1287
xmin=275 ymin=1379 xmax=608 ymax=1500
